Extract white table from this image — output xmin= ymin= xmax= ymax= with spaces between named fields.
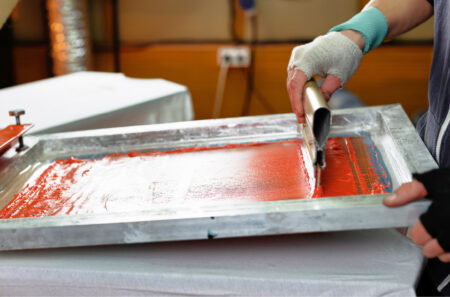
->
xmin=0 ymin=72 xmax=194 ymax=134
xmin=0 ymin=229 xmax=423 ymax=296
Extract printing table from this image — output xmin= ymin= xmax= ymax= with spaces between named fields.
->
xmin=0 ymin=229 xmax=423 ymax=296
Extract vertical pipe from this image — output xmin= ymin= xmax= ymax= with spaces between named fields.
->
xmin=229 ymin=0 xmax=237 ymax=43
xmin=240 ymin=2 xmax=257 ymax=116
xmin=46 ymin=0 xmax=92 ymax=75
xmin=111 ymin=0 xmax=120 ymax=72
xmin=41 ymin=0 xmax=54 ymax=77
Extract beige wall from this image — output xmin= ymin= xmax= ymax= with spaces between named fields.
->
xmin=255 ymin=0 xmax=359 ymax=41
xmin=116 ymin=0 xmax=359 ymax=42
xmin=11 ymin=0 xmax=433 ymax=43
xmin=117 ymin=0 xmax=433 ymax=43
xmin=0 ymin=0 xmax=17 ymax=28
xmin=118 ymin=0 xmax=233 ymax=43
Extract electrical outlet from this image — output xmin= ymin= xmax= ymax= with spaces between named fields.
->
xmin=217 ymin=46 xmax=251 ymax=67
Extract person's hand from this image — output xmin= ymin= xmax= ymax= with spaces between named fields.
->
xmin=287 ymin=30 xmax=364 ymax=123
xmin=383 ymin=169 xmax=450 ymax=263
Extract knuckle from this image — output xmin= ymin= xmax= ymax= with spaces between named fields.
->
xmin=292 ymin=45 xmax=306 ymax=54
xmin=288 ymin=79 xmax=301 ymax=89
xmin=286 ymin=82 xmax=296 ymax=92
xmin=422 ymin=240 xmax=442 ymax=258
xmin=396 ymin=181 xmax=425 ymax=202
xmin=397 ymin=182 xmax=413 ymax=196
xmin=422 ymin=247 xmax=435 ymax=258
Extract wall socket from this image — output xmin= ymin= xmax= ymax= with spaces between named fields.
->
xmin=217 ymin=46 xmax=251 ymax=67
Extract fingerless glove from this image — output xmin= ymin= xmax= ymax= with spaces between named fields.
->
xmin=414 ymin=168 xmax=450 ymax=252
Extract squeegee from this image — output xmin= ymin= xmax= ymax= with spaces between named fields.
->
xmin=299 ymin=79 xmax=332 ymax=190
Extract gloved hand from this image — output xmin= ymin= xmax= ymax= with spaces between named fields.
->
xmin=383 ymin=168 xmax=450 ymax=263
xmin=287 ymin=31 xmax=363 ymax=123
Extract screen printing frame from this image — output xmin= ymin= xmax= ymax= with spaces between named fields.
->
xmin=0 ymin=104 xmax=438 ymax=251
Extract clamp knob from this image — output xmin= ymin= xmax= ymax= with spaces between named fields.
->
xmin=9 ymin=109 xmax=25 ymax=126
xmin=8 ymin=109 xmax=28 ymax=152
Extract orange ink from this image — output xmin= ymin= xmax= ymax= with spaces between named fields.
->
xmin=0 ymin=137 xmax=390 ymax=219
xmin=0 ymin=124 xmax=33 ymax=155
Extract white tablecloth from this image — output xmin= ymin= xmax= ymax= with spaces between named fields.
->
xmin=0 ymin=229 xmax=424 ymax=296
xmin=0 ymin=72 xmax=193 ymax=134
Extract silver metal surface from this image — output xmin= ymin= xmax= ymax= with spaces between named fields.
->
xmin=0 ymin=105 xmax=438 ymax=251
xmin=46 ymin=0 xmax=92 ymax=75
xmin=303 ymin=80 xmax=331 ymax=168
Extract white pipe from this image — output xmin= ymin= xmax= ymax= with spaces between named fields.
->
xmin=212 ymin=63 xmax=230 ymax=118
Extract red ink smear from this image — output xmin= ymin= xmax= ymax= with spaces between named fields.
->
xmin=318 ymin=137 xmax=389 ymax=197
xmin=0 ymin=137 xmax=389 ymax=219
xmin=0 ymin=124 xmax=33 ymax=155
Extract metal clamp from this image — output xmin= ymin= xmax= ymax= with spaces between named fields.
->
xmin=9 ymin=109 xmax=28 ymax=152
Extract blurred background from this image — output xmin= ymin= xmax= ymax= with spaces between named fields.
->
xmin=2 ymin=0 xmax=434 ymax=120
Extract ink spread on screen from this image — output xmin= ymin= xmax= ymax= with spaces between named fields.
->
xmin=0 ymin=136 xmax=391 ymax=219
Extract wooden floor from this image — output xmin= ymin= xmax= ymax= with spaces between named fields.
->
xmin=13 ymin=43 xmax=433 ymax=120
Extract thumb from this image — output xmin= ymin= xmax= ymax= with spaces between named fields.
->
xmin=383 ymin=180 xmax=428 ymax=207
xmin=320 ymin=74 xmax=341 ymax=101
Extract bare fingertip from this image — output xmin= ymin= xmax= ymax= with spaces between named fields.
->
xmin=438 ymin=254 xmax=450 ymax=263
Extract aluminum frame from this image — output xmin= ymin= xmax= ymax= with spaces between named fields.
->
xmin=0 ymin=104 xmax=438 ymax=250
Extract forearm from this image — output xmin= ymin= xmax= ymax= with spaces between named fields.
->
xmin=365 ymin=0 xmax=433 ymax=39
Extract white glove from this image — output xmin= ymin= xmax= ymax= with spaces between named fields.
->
xmin=287 ymin=32 xmax=363 ymax=122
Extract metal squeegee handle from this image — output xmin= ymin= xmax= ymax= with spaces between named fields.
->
xmin=303 ymin=79 xmax=331 ymax=167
